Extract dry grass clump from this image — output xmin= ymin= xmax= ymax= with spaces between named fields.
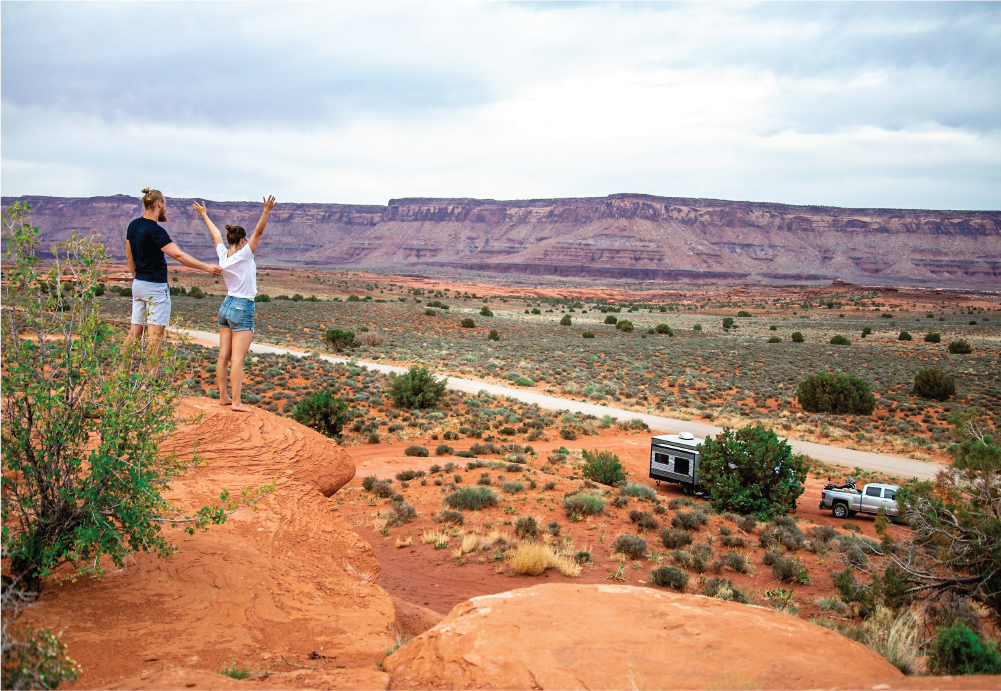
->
xmin=813 ymin=607 xmax=920 ymax=675
xmin=507 ymin=541 xmax=581 ymax=578
xmin=421 ymin=528 xmax=450 ymax=548
xmin=395 ymin=535 xmax=414 ymax=548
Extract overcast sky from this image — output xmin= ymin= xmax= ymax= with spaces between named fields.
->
xmin=2 ymin=2 xmax=999 ymax=209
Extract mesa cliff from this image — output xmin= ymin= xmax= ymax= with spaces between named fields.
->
xmin=4 ymin=193 xmax=999 ymax=287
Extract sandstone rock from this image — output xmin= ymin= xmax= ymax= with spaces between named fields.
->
xmin=16 ymin=398 xmax=395 ymax=688
xmin=384 ymin=583 xmax=904 ymax=690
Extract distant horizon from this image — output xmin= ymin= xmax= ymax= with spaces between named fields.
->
xmin=3 ymin=190 xmax=999 ymax=215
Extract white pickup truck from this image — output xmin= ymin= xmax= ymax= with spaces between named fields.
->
xmin=820 ymin=482 xmax=900 ymax=519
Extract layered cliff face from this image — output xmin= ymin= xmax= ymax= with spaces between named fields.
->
xmin=4 ymin=193 xmax=999 ymax=287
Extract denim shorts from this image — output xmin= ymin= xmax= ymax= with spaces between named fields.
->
xmin=131 ymin=280 xmax=171 ymax=327
xmin=218 ymin=296 xmax=255 ymax=332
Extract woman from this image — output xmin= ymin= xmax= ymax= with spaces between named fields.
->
xmin=193 ymin=196 xmax=276 ymax=412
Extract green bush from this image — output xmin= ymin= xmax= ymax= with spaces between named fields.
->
xmin=488 ymin=329 xmax=500 ymax=341
xmin=768 ymin=336 xmax=782 ymax=343
xmin=693 ymin=323 xmax=702 ymax=332
xmin=899 ymin=331 xmax=912 ymax=341
xmin=722 ymin=317 xmax=735 ymax=330
xmin=830 ymin=335 xmax=851 ymax=345
xmin=698 ymin=425 xmax=807 ymax=519
xmin=404 ymin=445 xmax=429 ymax=457
xmin=514 ymin=516 xmax=538 ymax=538
xmin=797 ymin=373 xmax=876 ymax=415
xmin=582 ymin=331 xmax=595 ymax=338
xmin=791 ymin=331 xmax=804 ymax=343
xmin=613 ymin=534 xmax=647 ymax=558
xmin=460 ymin=318 xmax=475 ymax=328
xmin=912 ymin=368 xmax=955 ymax=401
xmin=620 ymin=483 xmax=656 ymax=500
xmin=560 ymin=315 xmax=572 ymax=326
xmin=616 ymin=319 xmax=634 ymax=332
xmin=925 ymin=332 xmax=942 ymax=343
xmin=346 ymin=295 xmax=361 ymax=302
xmin=604 ymin=315 xmax=618 ymax=325
xmin=501 ymin=481 xmax=525 ymax=494
xmin=862 ymin=326 xmax=872 ymax=336
xmin=444 ymin=486 xmax=498 ymax=511
xmin=324 ymin=328 xmax=357 ymax=352
xmin=563 ymin=493 xmax=605 ymax=516
xmin=927 ymin=622 xmax=1001 ymax=675
xmin=655 ymin=323 xmax=674 ymax=336
xmin=559 ymin=428 xmax=577 ymax=440
xmin=389 ymin=366 xmax=447 ymax=409
xmin=425 ymin=308 xmax=438 ymax=316
xmin=480 ymin=306 xmax=493 ymax=317
xmin=531 ymin=308 xmax=541 ymax=315
xmin=948 ymin=339 xmax=973 ymax=354
xmin=188 ymin=285 xmax=207 ymax=299
xmin=580 ymin=449 xmax=627 ymax=486
xmin=650 ymin=566 xmax=689 ymax=590
xmin=703 ymin=576 xmax=750 ymax=604
xmin=292 ymin=391 xmax=349 ymax=438
xmin=737 ymin=310 xmax=752 ymax=317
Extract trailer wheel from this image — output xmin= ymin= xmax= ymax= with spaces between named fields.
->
xmin=656 ymin=480 xmax=661 ymax=486
xmin=682 ymin=484 xmax=691 ymax=495
xmin=832 ymin=503 xmax=849 ymax=519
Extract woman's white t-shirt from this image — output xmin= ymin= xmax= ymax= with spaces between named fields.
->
xmin=216 ymin=244 xmax=257 ymax=299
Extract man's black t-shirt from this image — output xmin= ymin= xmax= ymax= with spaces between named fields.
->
xmin=126 ymin=218 xmax=172 ymax=283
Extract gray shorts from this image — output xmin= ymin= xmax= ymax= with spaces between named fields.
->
xmin=130 ymin=279 xmax=171 ymax=327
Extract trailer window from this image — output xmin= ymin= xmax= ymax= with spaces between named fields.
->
xmin=865 ymin=486 xmax=881 ymax=497
xmin=674 ymin=457 xmax=690 ymax=475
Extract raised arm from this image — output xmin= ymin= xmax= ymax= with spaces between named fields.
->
xmin=162 ymin=243 xmax=222 ymax=275
xmin=192 ymin=201 xmax=224 ymax=247
xmin=248 ymin=195 xmax=277 ymax=254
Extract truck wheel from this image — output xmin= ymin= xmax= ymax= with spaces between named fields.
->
xmin=832 ymin=503 xmax=849 ymax=519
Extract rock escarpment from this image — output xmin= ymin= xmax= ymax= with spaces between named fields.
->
xmin=384 ymin=583 xmax=904 ymax=690
xmin=4 ymin=193 xmax=999 ymax=287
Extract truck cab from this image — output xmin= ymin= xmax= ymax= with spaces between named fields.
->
xmin=822 ymin=482 xmax=900 ymax=519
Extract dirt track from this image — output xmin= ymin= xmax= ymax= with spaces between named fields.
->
xmin=181 ymin=329 xmax=943 ymax=480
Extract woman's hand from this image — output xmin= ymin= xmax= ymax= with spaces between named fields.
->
xmin=262 ymin=195 xmax=277 ymax=213
xmin=192 ymin=201 xmax=208 ymax=216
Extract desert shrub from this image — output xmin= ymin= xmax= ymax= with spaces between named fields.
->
xmin=898 ymin=331 xmax=912 ymax=341
xmin=501 ymin=481 xmax=524 ymax=494
xmin=443 ymin=431 xmax=459 ymax=441
xmin=559 ymin=428 xmax=577 ymax=440
xmin=737 ymin=310 xmax=752 ymax=317
xmin=437 ymin=509 xmax=465 ymax=525
xmin=187 ymin=285 xmax=207 ymax=299
xmin=604 ymin=315 xmax=618 ymax=325
xmin=390 ymin=366 xmax=447 ymax=410
xmin=659 ymin=528 xmax=694 ymax=549
xmin=653 ymin=504 xmax=666 ymax=515
xmin=925 ymin=332 xmax=942 ymax=343
xmin=543 ymin=481 xmax=557 ymax=491
xmin=667 ymin=497 xmax=695 ymax=510
xmin=558 ymin=314 xmax=572 ymax=326
xmin=912 ymin=368 xmax=955 ymax=401
xmin=692 ymin=323 xmax=702 ymax=332
xmin=580 ymin=449 xmax=627 ymax=486
xmin=948 ymin=339 xmax=973 ymax=354
xmin=487 ymin=329 xmax=500 ymax=341
xmin=791 ymin=331 xmax=804 ymax=343
xmin=460 ymin=318 xmax=475 ymax=328
xmin=611 ymin=495 xmax=629 ymax=508
xmin=736 ymin=515 xmax=758 ymax=532
xmin=514 ymin=516 xmax=539 ymax=539
xmin=814 ymin=607 xmax=920 ymax=675
xmin=367 ymin=432 xmax=381 ymax=444
xmin=479 ymin=306 xmax=493 ymax=317
xmin=324 ymin=328 xmax=357 ymax=352
xmin=830 ymin=335 xmax=851 ymax=345
xmin=253 ymin=293 xmax=270 ymax=303
xmin=507 ymin=542 xmax=579 ymax=577
xmin=362 ymin=476 xmax=378 ymax=491
xmin=722 ymin=317 xmax=735 ymax=330
xmin=655 ymin=323 xmax=674 ymax=336
xmin=616 ymin=319 xmax=634 ymax=332
xmin=395 ymin=469 xmax=422 ymax=481
xmin=699 ymin=425 xmax=807 ymax=519
xmin=807 ymin=525 xmax=838 ymax=544
xmin=435 ymin=444 xmax=454 ymax=456
xmin=719 ymin=534 xmax=747 ymax=548
xmin=386 ymin=500 xmax=417 ymax=526
xmin=613 ymin=534 xmax=647 ymax=558
xmin=630 ymin=511 xmax=659 ymax=530
xmin=620 ymin=483 xmax=656 ymax=500
xmin=770 ymin=554 xmax=806 ymax=583
xmin=546 ymin=521 xmax=561 ymax=536
xmin=767 ymin=336 xmax=782 ymax=343
xmin=563 ymin=493 xmax=605 ymax=517
xmin=582 ymin=330 xmax=595 ymax=339
xmin=650 ymin=566 xmax=689 ymax=590
xmin=453 ymin=473 xmax=463 ymax=483
xmin=404 ymin=445 xmax=429 ymax=457
xmin=291 ymin=390 xmax=349 ymax=438
xmin=929 ymin=622 xmax=1001 ymax=675
xmin=424 ymin=308 xmax=438 ymax=316
xmin=456 ymin=450 xmax=476 ymax=459
xmin=925 ymin=593 xmax=983 ymax=637
xmin=797 ymin=373 xmax=875 ymax=415
xmin=703 ymin=577 xmax=749 ymax=604
xmin=671 ymin=510 xmax=709 ymax=531
xmin=715 ymin=551 xmax=750 ymax=574
xmin=371 ymin=481 xmax=394 ymax=498
xmin=444 ymin=486 xmax=498 ymax=511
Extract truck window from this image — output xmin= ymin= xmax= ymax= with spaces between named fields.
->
xmin=865 ymin=486 xmax=881 ymax=497
xmin=884 ymin=489 xmax=896 ymax=500
xmin=674 ymin=457 xmax=690 ymax=475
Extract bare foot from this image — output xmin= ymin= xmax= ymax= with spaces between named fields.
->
xmin=219 ymin=397 xmax=232 ymax=406
xmin=231 ymin=404 xmax=252 ymax=413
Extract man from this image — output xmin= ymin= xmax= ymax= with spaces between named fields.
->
xmin=125 ymin=187 xmax=221 ymax=350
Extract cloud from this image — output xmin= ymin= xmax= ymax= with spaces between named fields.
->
xmin=2 ymin=2 xmax=999 ymax=209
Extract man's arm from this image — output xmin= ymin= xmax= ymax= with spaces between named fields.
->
xmin=162 ymin=243 xmax=222 ymax=275
xmin=125 ymin=241 xmax=136 ymax=276
xmin=192 ymin=201 xmax=224 ymax=247
xmin=248 ymin=195 xmax=277 ymax=254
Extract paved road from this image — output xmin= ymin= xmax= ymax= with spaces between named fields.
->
xmin=182 ymin=329 xmax=942 ymax=480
